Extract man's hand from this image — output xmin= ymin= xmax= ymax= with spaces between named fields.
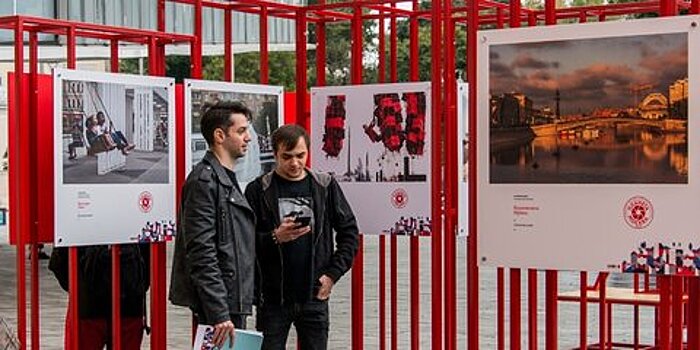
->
xmin=316 ymin=275 xmax=334 ymax=300
xmin=273 ymin=217 xmax=311 ymax=244
xmin=212 ymin=320 xmax=235 ymax=347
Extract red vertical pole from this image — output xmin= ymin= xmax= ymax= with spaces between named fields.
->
xmin=527 ymin=12 xmax=537 ymax=26
xmin=510 ymin=269 xmax=521 ymax=350
xmin=350 ymin=7 xmax=363 ymax=350
xmin=599 ymin=272 xmax=609 ymax=350
xmin=688 ymin=277 xmax=700 ymax=349
xmin=527 ymin=270 xmax=537 ymax=350
xmin=443 ymin=3 xmax=458 ymax=349
xmin=510 ymin=0 xmax=522 ymax=27
xmin=260 ymin=6 xmax=269 ymax=84
xmin=545 ymin=271 xmax=557 ymax=350
xmin=671 ymin=276 xmax=683 ymax=350
xmin=496 ymin=8 xmax=505 ymax=28
xmin=315 ymin=16 xmax=326 ymax=86
xmin=409 ymin=1 xmax=421 ymax=349
xmin=466 ymin=0 xmax=479 ymax=346
xmin=192 ymin=0 xmax=203 ymax=80
xmin=378 ymin=10 xmax=387 ymax=350
xmin=224 ymin=9 xmax=233 ymax=82
xmin=431 ymin=1 xmax=444 ymax=349
xmin=598 ymin=13 xmax=606 ymax=22
xmin=28 ymin=30 xmax=40 ymax=350
xmin=545 ymin=0 xmax=556 ymax=25
xmin=497 ymin=268 xmax=505 ymax=350
xmin=659 ymin=0 xmax=677 ymax=16
xmin=389 ymin=6 xmax=398 ymax=350
xmin=578 ymin=11 xmax=587 ymax=23
xmin=659 ymin=276 xmax=671 ymax=350
xmin=579 ymin=271 xmax=588 ymax=350
xmin=295 ymin=10 xmax=308 ymax=128
xmin=66 ymin=26 xmax=80 ymax=350
xmin=108 ymin=39 xmax=123 ymax=350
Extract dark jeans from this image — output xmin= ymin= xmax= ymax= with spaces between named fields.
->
xmin=257 ymin=299 xmax=329 ymax=350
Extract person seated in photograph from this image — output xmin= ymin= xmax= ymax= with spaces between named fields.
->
xmin=96 ymin=111 xmax=136 ymax=156
xmin=49 ymin=244 xmax=150 ymax=349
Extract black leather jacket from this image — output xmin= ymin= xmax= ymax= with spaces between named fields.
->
xmin=244 ymin=169 xmax=359 ymax=305
xmin=169 ymin=152 xmax=256 ymax=325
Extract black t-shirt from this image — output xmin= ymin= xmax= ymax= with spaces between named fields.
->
xmin=274 ymin=172 xmax=314 ymax=303
xmin=225 ymin=167 xmax=243 ymax=195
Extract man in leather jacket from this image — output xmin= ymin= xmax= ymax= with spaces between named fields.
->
xmin=245 ymin=125 xmax=359 ymax=350
xmin=169 ymin=101 xmax=256 ymax=348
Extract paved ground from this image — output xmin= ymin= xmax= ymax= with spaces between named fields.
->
xmin=0 ymin=235 xmax=660 ymax=349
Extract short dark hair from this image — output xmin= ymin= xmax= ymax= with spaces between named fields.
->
xmin=271 ymin=124 xmax=310 ymax=153
xmin=200 ymin=101 xmax=252 ymax=146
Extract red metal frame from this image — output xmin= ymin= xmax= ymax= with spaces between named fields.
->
xmin=8 ymin=1 xmax=700 ymax=349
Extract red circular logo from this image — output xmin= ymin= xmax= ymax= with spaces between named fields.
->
xmin=623 ymin=196 xmax=653 ymax=229
xmin=139 ymin=191 xmax=153 ymax=213
xmin=391 ymin=188 xmax=408 ymax=209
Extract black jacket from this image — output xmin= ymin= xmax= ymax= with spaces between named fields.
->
xmin=169 ymin=152 xmax=256 ymax=325
xmin=245 ymin=169 xmax=359 ymax=305
xmin=48 ymin=244 xmax=150 ymax=320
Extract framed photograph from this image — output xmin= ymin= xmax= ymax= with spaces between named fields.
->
xmin=311 ymin=82 xmax=432 ymax=235
xmin=184 ymin=79 xmax=284 ymax=188
xmin=478 ymin=16 xmax=697 ymax=273
xmin=54 ymin=68 xmax=176 ymax=246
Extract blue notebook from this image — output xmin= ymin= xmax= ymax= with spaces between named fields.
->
xmin=193 ymin=325 xmax=263 ymax=350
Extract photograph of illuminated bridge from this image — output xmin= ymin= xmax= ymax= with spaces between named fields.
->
xmin=488 ymin=32 xmax=688 ymax=184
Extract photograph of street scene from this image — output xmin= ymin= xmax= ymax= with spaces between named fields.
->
xmin=489 ymin=32 xmax=688 ymax=184
xmin=61 ymin=79 xmax=171 ymax=184
xmin=189 ymin=87 xmax=280 ymax=184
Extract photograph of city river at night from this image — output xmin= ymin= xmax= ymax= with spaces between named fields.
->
xmin=489 ymin=32 xmax=688 ymax=184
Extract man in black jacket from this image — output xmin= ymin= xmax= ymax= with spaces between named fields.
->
xmin=245 ymin=125 xmax=360 ymax=350
xmin=49 ymin=244 xmax=150 ymax=349
xmin=169 ymin=101 xmax=256 ymax=348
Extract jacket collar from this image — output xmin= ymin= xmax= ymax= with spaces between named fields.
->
xmin=203 ymin=151 xmax=234 ymax=188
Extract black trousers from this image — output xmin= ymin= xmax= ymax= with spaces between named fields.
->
xmin=256 ymin=299 xmax=329 ymax=350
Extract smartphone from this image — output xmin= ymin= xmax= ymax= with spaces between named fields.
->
xmin=294 ymin=216 xmax=311 ymax=227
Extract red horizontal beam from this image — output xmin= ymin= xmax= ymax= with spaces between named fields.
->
xmin=0 ymin=15 xmax=194 ymax=44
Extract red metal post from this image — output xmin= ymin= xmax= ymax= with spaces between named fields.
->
xmin=109 ymin=38 xmax=123 ymax=350
xmin=545 ymin=271 xmax=557 ymax=350
xmin=192 ymin=0 xmax=203 ymax=79
xmin=409 ymin=1 xmax=421 ymax=349
xmin=510 ymin=269 xmax=521 ymax=350
xmin=688 ymin=277 xmax=700 ymax=349
xmin=295 ymin=10 xmax=308 ymax=128
xmin=496 ymin=8 xmax=505 ymax=29
xmin=578 ymin=11 xmax=588 ymax=23
xmin=527 ymin=12 xmax=537 ymax=26
xmin=692 ymin=0 xmax=700 ymax=14
xmin=659 ymin=276 xmax=671 ymax=350
xmin=659 ymin=0 xmax=677 ymax=16
xmin=466 ymin=0 xmax=479 ymax=346
xmin=389 ymin=6 xmax=398 ymax=350
xmin=158 ymin=0 xmax=165 ymax=34
xmin=599 ymin=272 xmax=608 ymax=350
xmin=350 ymin=6 xmax=363 ymax=350
xmin=545 ymin=0 xmax=556 ymax=25
xmin=497 ymin=268 xmax=505 ymax=350
xmin=66 ymin=26 xmax=80 ymax=350
xmin=579 ymin=271 xmax=588 ymax=350
xmin=510 ymin=0 xmax=522 ymax=27
xmin=315 ymin=16 xmax=326 ymax=86
xmin=671 ymin=276 xmax=683 ymax=350
xmin=260 ymin=6 xmax=269 ymax=84
xmin=430 ymin=0 xmax=444 ymax=348
xmin=28 ymin=30 xmax=40 ymax=350
xmin=527 ymin=270 xmax=537 ymax=350
xmin=224 ymin=10 xmax=233 ymax=82
xmin=443 ymin=5 xmax=458 ymax=350
xmin=378 ymin=11 xmax=387 ymax=350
